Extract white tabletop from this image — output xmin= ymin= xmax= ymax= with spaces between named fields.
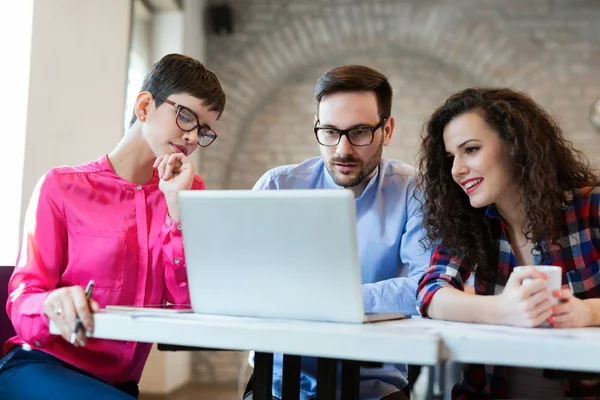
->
xmin=50 ymin=311 xmax=443 ymax=366
xmin=407 ymin=318 xmax=600 ymax=373
xmin=50 ymin=312 xmax=600 ymax=372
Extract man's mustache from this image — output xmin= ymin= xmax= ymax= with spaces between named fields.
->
xmin=331 ymin=155 xmax=360 ymax=164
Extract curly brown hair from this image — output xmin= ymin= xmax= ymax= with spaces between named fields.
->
xmin=416 ymin=88 xmax=600 ymax=280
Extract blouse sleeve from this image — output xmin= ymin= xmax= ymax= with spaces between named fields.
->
xmin=7 ymin=170 xmax=66 ymax=346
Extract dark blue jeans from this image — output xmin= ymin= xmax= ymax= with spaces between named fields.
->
xmin=0 ymin=346 xmax=138 ymax=400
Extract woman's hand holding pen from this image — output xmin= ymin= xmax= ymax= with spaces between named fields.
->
xmin=155 ymin=153 xmax=195 ymax=222
xmin=43 ymin=286 xmax=99 ymax=347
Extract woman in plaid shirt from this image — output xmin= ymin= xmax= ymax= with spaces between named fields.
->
xmin=416 ymin=87 xmax=600 ymax=399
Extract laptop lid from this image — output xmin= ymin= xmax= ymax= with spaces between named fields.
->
xmin=178 ymin=189 xmax=366 ymax=323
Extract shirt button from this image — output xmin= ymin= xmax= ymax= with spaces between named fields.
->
xmin=174 ymin=257 xmax=181 ymax=264
xmin=34 ymin=341 xmax=42 ymax=347
xmin=167 ymin=219 xmax=172 ymax=226
xmin=136 ymin=185 xmax=143 ymax=190
xmin=176 ymin=224 xmax=182 ymax=231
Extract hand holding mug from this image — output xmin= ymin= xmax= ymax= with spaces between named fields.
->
xmin=495 ymin=266 xmax=553 ymax=327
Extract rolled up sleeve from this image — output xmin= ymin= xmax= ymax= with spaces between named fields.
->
xmin=417 ymin=245 xmax=471 ymax=317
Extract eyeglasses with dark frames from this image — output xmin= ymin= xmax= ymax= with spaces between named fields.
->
xmin=153 ymin=96 xmax=217 ymax=147
xmin=314 ymin=118 xmax=387 ymax=147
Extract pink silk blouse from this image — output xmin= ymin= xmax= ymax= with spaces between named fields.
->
xmin=4 ymin=155 xmax=204 ymax=384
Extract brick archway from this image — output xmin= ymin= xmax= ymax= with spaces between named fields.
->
xmin=198 ymin=2 xmax=599 ymax=189
xmin=200 ymin=9 xmax=552 ymax=188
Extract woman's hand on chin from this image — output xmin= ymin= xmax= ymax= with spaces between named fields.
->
xmin=154 ymin=153 xmax=195 ymax=222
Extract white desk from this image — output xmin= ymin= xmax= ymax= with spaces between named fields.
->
xmin=405 ymin=318 xmax=600 ymax=373
xmin=51 ymin=312 xmax=443 ymax=400
xmin=51 ymin=311 xmax=442 ymax=365
xmin=51 ymin=313 xmax=600 ymax=399
xmin=404 ymin=318 xmax=600 ymax=400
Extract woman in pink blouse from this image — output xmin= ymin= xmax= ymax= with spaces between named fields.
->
xmin=0 ymin=54 xmax=226 ymax=399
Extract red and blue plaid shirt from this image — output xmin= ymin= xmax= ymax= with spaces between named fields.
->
xmin=417 ymin=187 xmax=600 ymax=399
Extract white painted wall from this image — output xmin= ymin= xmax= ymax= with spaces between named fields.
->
xmin=20 ymin=0 xmax=131 ymax=234
xmin=152 ymin=10 xmax=184 ymax=63
xmin=0 ymin=0 xmax=33 ymax=265
xmin=183 ymin=0 xmax=207 ymax=63
xmin=183 ymin=0 xmax=208 ymax=171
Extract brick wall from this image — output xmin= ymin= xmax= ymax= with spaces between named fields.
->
xmin=192 ymin=0 xmax=600 ymax=385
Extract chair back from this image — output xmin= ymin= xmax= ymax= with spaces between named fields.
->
xmin=0 ymin=266 xmax=16 ymax=348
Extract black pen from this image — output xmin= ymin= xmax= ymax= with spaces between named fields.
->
xmin=70 ymin=280 xmax=94 ymax=344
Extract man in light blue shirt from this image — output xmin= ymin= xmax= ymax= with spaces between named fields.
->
xmin=243 ymin=65 xmax=433 ymax=400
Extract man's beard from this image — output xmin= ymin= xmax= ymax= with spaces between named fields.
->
xmin=326 ymin=140 xmax=383 ymax=188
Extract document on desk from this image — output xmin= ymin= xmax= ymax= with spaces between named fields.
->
xmin=102 ymin=309 xmax=197 ymax=319
xmin=101 ymin=310 xmax=322 ymax=326
xmin=105 ymin=304 xmax=192 ymax=313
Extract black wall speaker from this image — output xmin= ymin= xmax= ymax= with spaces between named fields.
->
xmin=208 ymin=4 xmax=234 ymax=35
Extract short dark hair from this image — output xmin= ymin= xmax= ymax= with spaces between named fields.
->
xmin=314 ymin=65 xmax=392 ymax=120
xmin=128 ymin=53 xmax=226 ymax=127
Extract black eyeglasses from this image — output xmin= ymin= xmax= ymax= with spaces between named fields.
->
xmin=314 ymin=118 xmax=387 ymax=147
xmin=153 ymin=96 xmax=217 ymax=147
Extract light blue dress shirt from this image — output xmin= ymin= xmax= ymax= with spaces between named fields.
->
xmin=252 ymin=157 xmax=433 ymax=400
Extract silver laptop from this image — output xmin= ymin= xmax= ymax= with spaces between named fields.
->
xmin=178 ymin=189 xmax=404 ymax=324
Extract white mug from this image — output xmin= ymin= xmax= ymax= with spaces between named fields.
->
xmin=513 ymin=265 xmax=562 ymax=305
